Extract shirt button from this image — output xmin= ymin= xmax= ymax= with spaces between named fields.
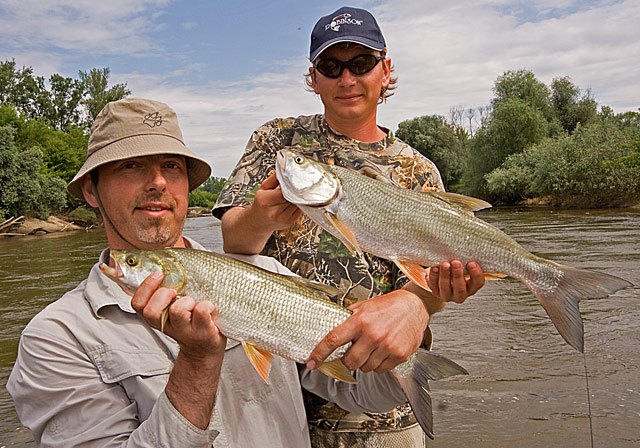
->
xmin=48 ymin=422 xmax=57 ymax=432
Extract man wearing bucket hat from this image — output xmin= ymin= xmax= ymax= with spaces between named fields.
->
xmin=214 ymin=6 xmax=487 ymax=447
xmin=9 ymin=98 xmax=412 ymax=447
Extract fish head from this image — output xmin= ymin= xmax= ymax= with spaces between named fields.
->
xmin=100 ymin=250 xmax=187 ymax=295
xmin=275 ymin=149 xmax=340 ymax=206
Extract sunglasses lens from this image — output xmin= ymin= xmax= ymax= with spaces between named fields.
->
xmin=315 ymin=59 xmax=342 ymax=78
xmin=350 ymin=55 xmax=378 ymax=75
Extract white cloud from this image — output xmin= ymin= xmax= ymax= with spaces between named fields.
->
xmin=0 ymin=0 xmax=171 ymax=55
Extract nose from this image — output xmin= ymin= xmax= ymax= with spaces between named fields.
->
xmin=337 ymin=67 xmax=357 ymax=86
xmin=147 ymin=166 xmax=167 ymax=191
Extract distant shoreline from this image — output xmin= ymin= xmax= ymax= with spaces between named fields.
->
xmin=0 ymin=207 xmax=214 ymax=238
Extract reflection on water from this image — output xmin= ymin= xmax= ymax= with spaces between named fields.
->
xmin=1 ymin=210 xmax=638 ymax=447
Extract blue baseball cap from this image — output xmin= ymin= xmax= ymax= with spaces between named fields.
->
xmin=310 ymin=6 xmax=386 ymax=61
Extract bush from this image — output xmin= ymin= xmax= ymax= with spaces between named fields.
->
xmin=485 ymin=119 xmax=640 ymax=207
xmin=67 ymin=205 xmax=99 ymax=225
xmin=189 ymin=189 xmax=219 ymax=208
xmin=0 ymin=126 xmax=67 ymax=219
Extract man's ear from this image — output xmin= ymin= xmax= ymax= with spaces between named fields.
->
xmin=80 ymin=174 xmax=99 ymax=208
xmin=310 ymin=67 xmax=320 ymax=94
xmin=381 ymin=57 xmax=391 ymax=89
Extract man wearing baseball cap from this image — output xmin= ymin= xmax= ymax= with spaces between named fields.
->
xmin=214 ymin=6 xmax=486 ymax=447
xmin=10 ymin=97 xmax=412 ymax=447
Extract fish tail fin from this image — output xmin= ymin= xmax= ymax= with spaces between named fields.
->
xmin=393 ymin=348 xmax=468 ymax=439
xmin=530 ymin=264 xmax=632 ymax=353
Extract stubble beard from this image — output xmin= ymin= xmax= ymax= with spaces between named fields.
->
xmin=130 ymin=194 xmax=185 ymax=247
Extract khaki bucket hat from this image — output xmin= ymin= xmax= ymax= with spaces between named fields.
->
xmin=67 ymin=97 xmax=211 ymax=199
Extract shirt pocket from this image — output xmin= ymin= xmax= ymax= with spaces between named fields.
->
xmin=89 ymin=344 xmax=173 ymax=384
xmin=89 ymin=345 xmax=174 ymax=421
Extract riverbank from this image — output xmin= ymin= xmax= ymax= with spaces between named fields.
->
xmin=0 ymin=207 xmax=214 ymax=238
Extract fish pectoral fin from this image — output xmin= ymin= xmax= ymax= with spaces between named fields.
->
xmin=395 ymin=260 xmax=432 ymax=292
xmin=290 ymin=277 xmax=343 ymax=298
xmin=481 ymin=272 xmax=508 ymax=280
xmin=318 ymin=359 xmax=357 ymax=384
xmin=323 ymin=211 xmax=363 ymax=257
xmin=426 ymin=191 xmax=492 ymax=212
xmin=160 ymin=297 xmax=179 ymax=332
xmin=242 ymin=342 xmax=273 ymax=384
xmin=160 ymin=307 xmax=170 ymax=333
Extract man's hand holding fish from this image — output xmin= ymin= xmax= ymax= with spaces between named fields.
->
xmin=131 ymin=269 xmax=226 ymax=430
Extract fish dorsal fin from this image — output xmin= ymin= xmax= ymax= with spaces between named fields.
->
xmin=242 ymin=342 xmax=273 ymax=384
xmin=318 ymin=359 xmax=357 ymax=384
xmin=426 ymin=191 xmax=492 ymax=213
xmin=323 ymin=211 xmax=363 ymax=257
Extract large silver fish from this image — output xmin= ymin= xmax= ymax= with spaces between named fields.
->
xmin=275 ymin=148 xmax=633 ymax=353
xmin=100 ymin=248 xmax=468 ymax=439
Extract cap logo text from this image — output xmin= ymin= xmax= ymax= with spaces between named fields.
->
xmin=325 ymin=13 xmax=363 ymax=32
xmin=143 ymin=112 xmax=163 ymax=128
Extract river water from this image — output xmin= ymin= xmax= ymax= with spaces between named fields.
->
xmin=0 ymin=209 xmax=638 ymax=447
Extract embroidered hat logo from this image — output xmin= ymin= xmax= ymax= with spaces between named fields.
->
xmin=143 ymin=112 xmax=163 ymax=128
xmin=325 ymin=13 xmax=363 ymax=32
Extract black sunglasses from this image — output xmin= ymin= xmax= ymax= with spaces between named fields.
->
xmin=313 ymin=54 xmax=384 ymax=78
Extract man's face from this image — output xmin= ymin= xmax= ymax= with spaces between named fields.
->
xmin=311 ymin=44 xmax=390 ymax=126
xmin=82 ymin=154 xmax=190 ymax=250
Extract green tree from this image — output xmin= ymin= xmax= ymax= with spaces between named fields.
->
xmin=0 ymin=60 xmax=49 ymax=121
xmin=396 ymin=115 xmax=467 ymax=189
xmin=492 ymin=69 xmax=551 ymax=117
xmin=550 ymin=76 xmax=597 ymax=133
xmin=0 ymin=125 xmax=67 ymax=220
xmin=79 ymin=68 xmax=130 ymax=129
xmin=188 ymin=189 xmax=218 ymax=208
xmin=199 ymin=176 xmax=227 ymax=195
xmin=463 ymin=97 xmax=547 ymax=198
xmin=47 ymin=74 xmax=85 ymax=130
xmin=0 ymin=104 xmax=88 ymax=182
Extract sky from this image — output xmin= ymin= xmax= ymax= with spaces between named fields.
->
xmin=1 ymin=0 xmax=638 ymax=178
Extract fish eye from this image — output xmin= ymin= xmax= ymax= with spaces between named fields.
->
xmin=126 ymin=255 xmax=138 ymax=266
xmin=294 ymin=156 xmax=304 ymax=164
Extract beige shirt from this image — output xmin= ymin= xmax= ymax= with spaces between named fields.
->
xmin=8 ymin=240 xmax=406 ymax=447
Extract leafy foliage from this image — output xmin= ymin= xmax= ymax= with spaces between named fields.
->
xmin=79 ymin=68 xmax=131 ymax=129
xmin=462 ymin=69 xmax=610 ymax=202
xmin=463 ymin=97 xmax=547 ymax=198
xmin=188 ymin=176 xmax=227 ymax=208
xmin=485 ymin=118 xmax=640 ymax=207
xmin=0 ymin=126 xmax=67 ymax=220
xmin=396 ymin=115 xmax=467 ymax=189
xmin=188 ymin=189 xmax=219 ymax=208
xmin=0 ymin=104 xmax=88 ymax=182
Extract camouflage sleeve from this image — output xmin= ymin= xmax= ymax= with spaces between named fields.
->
xmin=212 ymin=118 xmax=291 ymax=219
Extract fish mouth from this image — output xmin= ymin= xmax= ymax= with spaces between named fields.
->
xmin=99 ymin=261 xmax=123 ymax=282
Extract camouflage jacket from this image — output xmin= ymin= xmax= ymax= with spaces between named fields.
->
xmin=213 ymin=114 xmax=444 ymax=445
